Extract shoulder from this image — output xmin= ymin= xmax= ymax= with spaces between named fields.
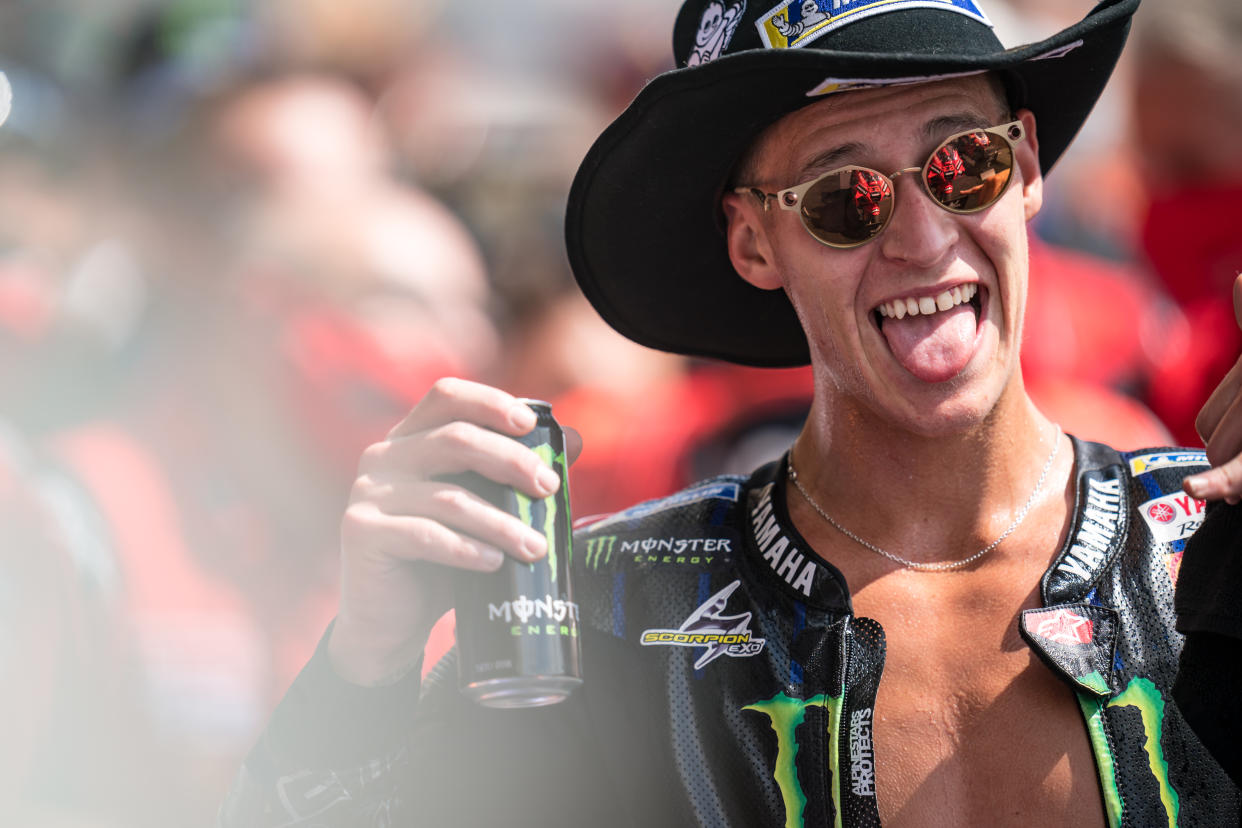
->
xmin=1073 ymin=439 xmax=1208 ymax=497
xmin=572 ymin=472 xmax=761 ymax=574
xmin=566 ymin=466 xmax=778 ymax=643
xmin=1072 ymin=438 xmax=1208 ymax=538
xmin=1045 ymin=439 xmax=1206 ymax=601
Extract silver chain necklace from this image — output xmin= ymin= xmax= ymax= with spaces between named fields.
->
xmin=786 ymin=426 xmax=1062 ymax=572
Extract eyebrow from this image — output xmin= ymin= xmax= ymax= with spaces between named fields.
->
xmin=794 ymin=111 xmax=1000 ymax=182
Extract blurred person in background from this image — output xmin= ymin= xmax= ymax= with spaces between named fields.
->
xmin=1124 ymin=0 xmax=1242 ymax=787
xmin=0 ymin=70 xmax=169 ymax=827
xmin=1129 ymin=0 xmax=1242 ymax=446
xmin=0 ymin=4 xmax=504 ymax=819
xmin=61 ymin=63 xmax=504 ymax=818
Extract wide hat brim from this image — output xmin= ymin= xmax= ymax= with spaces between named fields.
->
xmin=566 ymin=0 xmax=1140 ymax=367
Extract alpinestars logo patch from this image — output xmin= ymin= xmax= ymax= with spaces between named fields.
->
xmin=641 ymin=580 xmax=766 ymax=669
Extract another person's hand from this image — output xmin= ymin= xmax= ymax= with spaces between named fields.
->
xmin=1185 ymin=274 xmax=1242 ymax=505
xmin=328 ymin=378 xmax=581 ymax=685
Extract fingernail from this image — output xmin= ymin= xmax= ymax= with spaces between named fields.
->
xmin=509 ymin=404 xmax=536 ymax=432
xmin=537 ymin=466 xmax=561 ymax=495
xmin=1184 ymin=475 xmax=1208 ymax=498
xmin=476 ymin=544 xmax=504 ymax=570
xmin=523 ymin=531 xmax=548 ymax=560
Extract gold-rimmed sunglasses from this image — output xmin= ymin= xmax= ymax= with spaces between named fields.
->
xmin=734 ymin=120 xmax=1026 ymax=248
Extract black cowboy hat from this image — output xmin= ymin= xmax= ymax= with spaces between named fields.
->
xmin=565 ymin=0 xmax=1140 ymax=367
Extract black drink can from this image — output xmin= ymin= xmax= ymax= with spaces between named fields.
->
xmin=452 ymin=400 xmax=582 ymax=708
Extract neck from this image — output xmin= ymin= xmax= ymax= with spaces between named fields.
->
xmin=789 ymin=380 xmax=1068 ymax=568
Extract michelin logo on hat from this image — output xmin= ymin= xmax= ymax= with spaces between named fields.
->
xmin=689 ymin=1 xmax=748 ymax=65
xmin=757 ymin=0 xmax=993 ymax=50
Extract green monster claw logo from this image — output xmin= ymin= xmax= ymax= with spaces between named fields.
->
xmin=744 ymin=692 xmax=846 ymax=828
xmin=584 ymin=536 xmax=617 ymax=570
xmin=513 ymin=444 xmax=567 ymax=580
xmin=1078 ymin=677 xmax=1179 ymax=828
xmin=749 ymin=677 xmax=1179 ymax=828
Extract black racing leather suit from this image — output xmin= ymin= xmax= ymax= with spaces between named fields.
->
xmin=220 ymin=438 xmax=1241 ymax=826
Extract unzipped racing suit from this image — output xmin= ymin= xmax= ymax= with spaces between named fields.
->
xmin=220 ymin=438 xmax=1241 ymax=827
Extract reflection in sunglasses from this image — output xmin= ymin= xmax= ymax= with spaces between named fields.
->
xmin=735 ymin=120 xmax=1026 ymax=249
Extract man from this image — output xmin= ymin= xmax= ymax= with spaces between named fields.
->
xmin=221 ymin=0 xmax=1242 ymax=825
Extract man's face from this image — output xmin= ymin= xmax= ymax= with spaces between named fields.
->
xmin=725 ymin=76 xmax=1043 ymax=436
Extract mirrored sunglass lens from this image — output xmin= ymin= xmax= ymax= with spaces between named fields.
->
xmin=925 ymin=131 xmax=1013 ymax=212
xmin=801 ymin=168 xmax=894 ymax=246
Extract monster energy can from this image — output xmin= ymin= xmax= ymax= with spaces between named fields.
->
xmin=452 ymin=400 xmax=582 ymax=708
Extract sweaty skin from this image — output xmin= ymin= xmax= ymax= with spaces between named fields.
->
xmin=314 ymin=77 xmax=1242 ymax=828
xmin=722 ymin=76 xmax=1105 ymax=826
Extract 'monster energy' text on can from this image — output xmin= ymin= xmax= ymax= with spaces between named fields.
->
xmin=452 ymin=400 xmax=581 ymax=708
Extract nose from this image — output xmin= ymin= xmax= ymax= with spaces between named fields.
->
xmin=877 ymin=171 xmax=959 ymax=268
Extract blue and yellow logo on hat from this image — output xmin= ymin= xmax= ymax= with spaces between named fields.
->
xmin=757 ymin=0 xmax=992 ymax=50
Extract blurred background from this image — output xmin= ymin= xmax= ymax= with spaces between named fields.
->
xmin=0 ymin=0 xmax=1237 ymax=824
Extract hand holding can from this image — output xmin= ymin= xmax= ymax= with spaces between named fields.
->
xmin=451 ymin=401 xmax=582 ymax=707
xmin=329 ymin=380 xmax=577 ymax=689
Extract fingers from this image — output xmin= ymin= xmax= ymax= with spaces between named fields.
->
xmin=1185 ymin=390 xmax=1242 ymax=505
xmin=388 ymin=377 xmax=537 ymax=441
xmin=342 ymin=501 xmax=507 ymax=572
xmin=353 ymin=476 xmax=550 ymax=564
xmin=333 ymin=379 xmax=579 ymax=684
xmin=1182 ymin=274 xmax=1242 ymax=505
xmin=365 ymin=421 xmax=562 ymax=498
xmin=1183 ymin=457 xmax=1242 ymax=506
xmin=346 ymin=378 xmax=575 ymax=573
xmin=1194 ymin=356 xmax=1242 ymax=447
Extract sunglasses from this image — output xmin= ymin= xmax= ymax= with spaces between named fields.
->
xmin=734 ymin=120 xmax=1026 ymax=248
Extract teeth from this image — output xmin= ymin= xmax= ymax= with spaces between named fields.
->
xmin=877 ymin=284 xmax=977 ymax=320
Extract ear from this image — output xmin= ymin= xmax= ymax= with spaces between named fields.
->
xmin=1015 ymin=108 xmax=1043 ymax=222
xmin=721 ymin=190 xmax=784 ymax=291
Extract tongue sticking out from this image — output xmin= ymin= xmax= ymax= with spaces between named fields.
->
xmin=880 ymin=302 xmax=978 ymax=383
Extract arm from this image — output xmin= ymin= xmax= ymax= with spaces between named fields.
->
xmin=1182 ymin=273 xmax=1242 ymax=505
xmin=1175 ymin=274 xmax=1242 ymax=786
xmin=220 ymin=378 xmax=579 ymax=826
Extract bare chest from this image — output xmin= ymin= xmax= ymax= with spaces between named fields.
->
xmin=851 ymin=581 xmax=1106 ymax=827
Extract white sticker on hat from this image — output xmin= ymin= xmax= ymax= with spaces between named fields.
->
xmin=689 ymin=1 xmax=748 ymax=66
xmin=757 ymin=0 xmax=993 ymax=51
xmin=805 ymin=69 xmax=987 ymax=97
